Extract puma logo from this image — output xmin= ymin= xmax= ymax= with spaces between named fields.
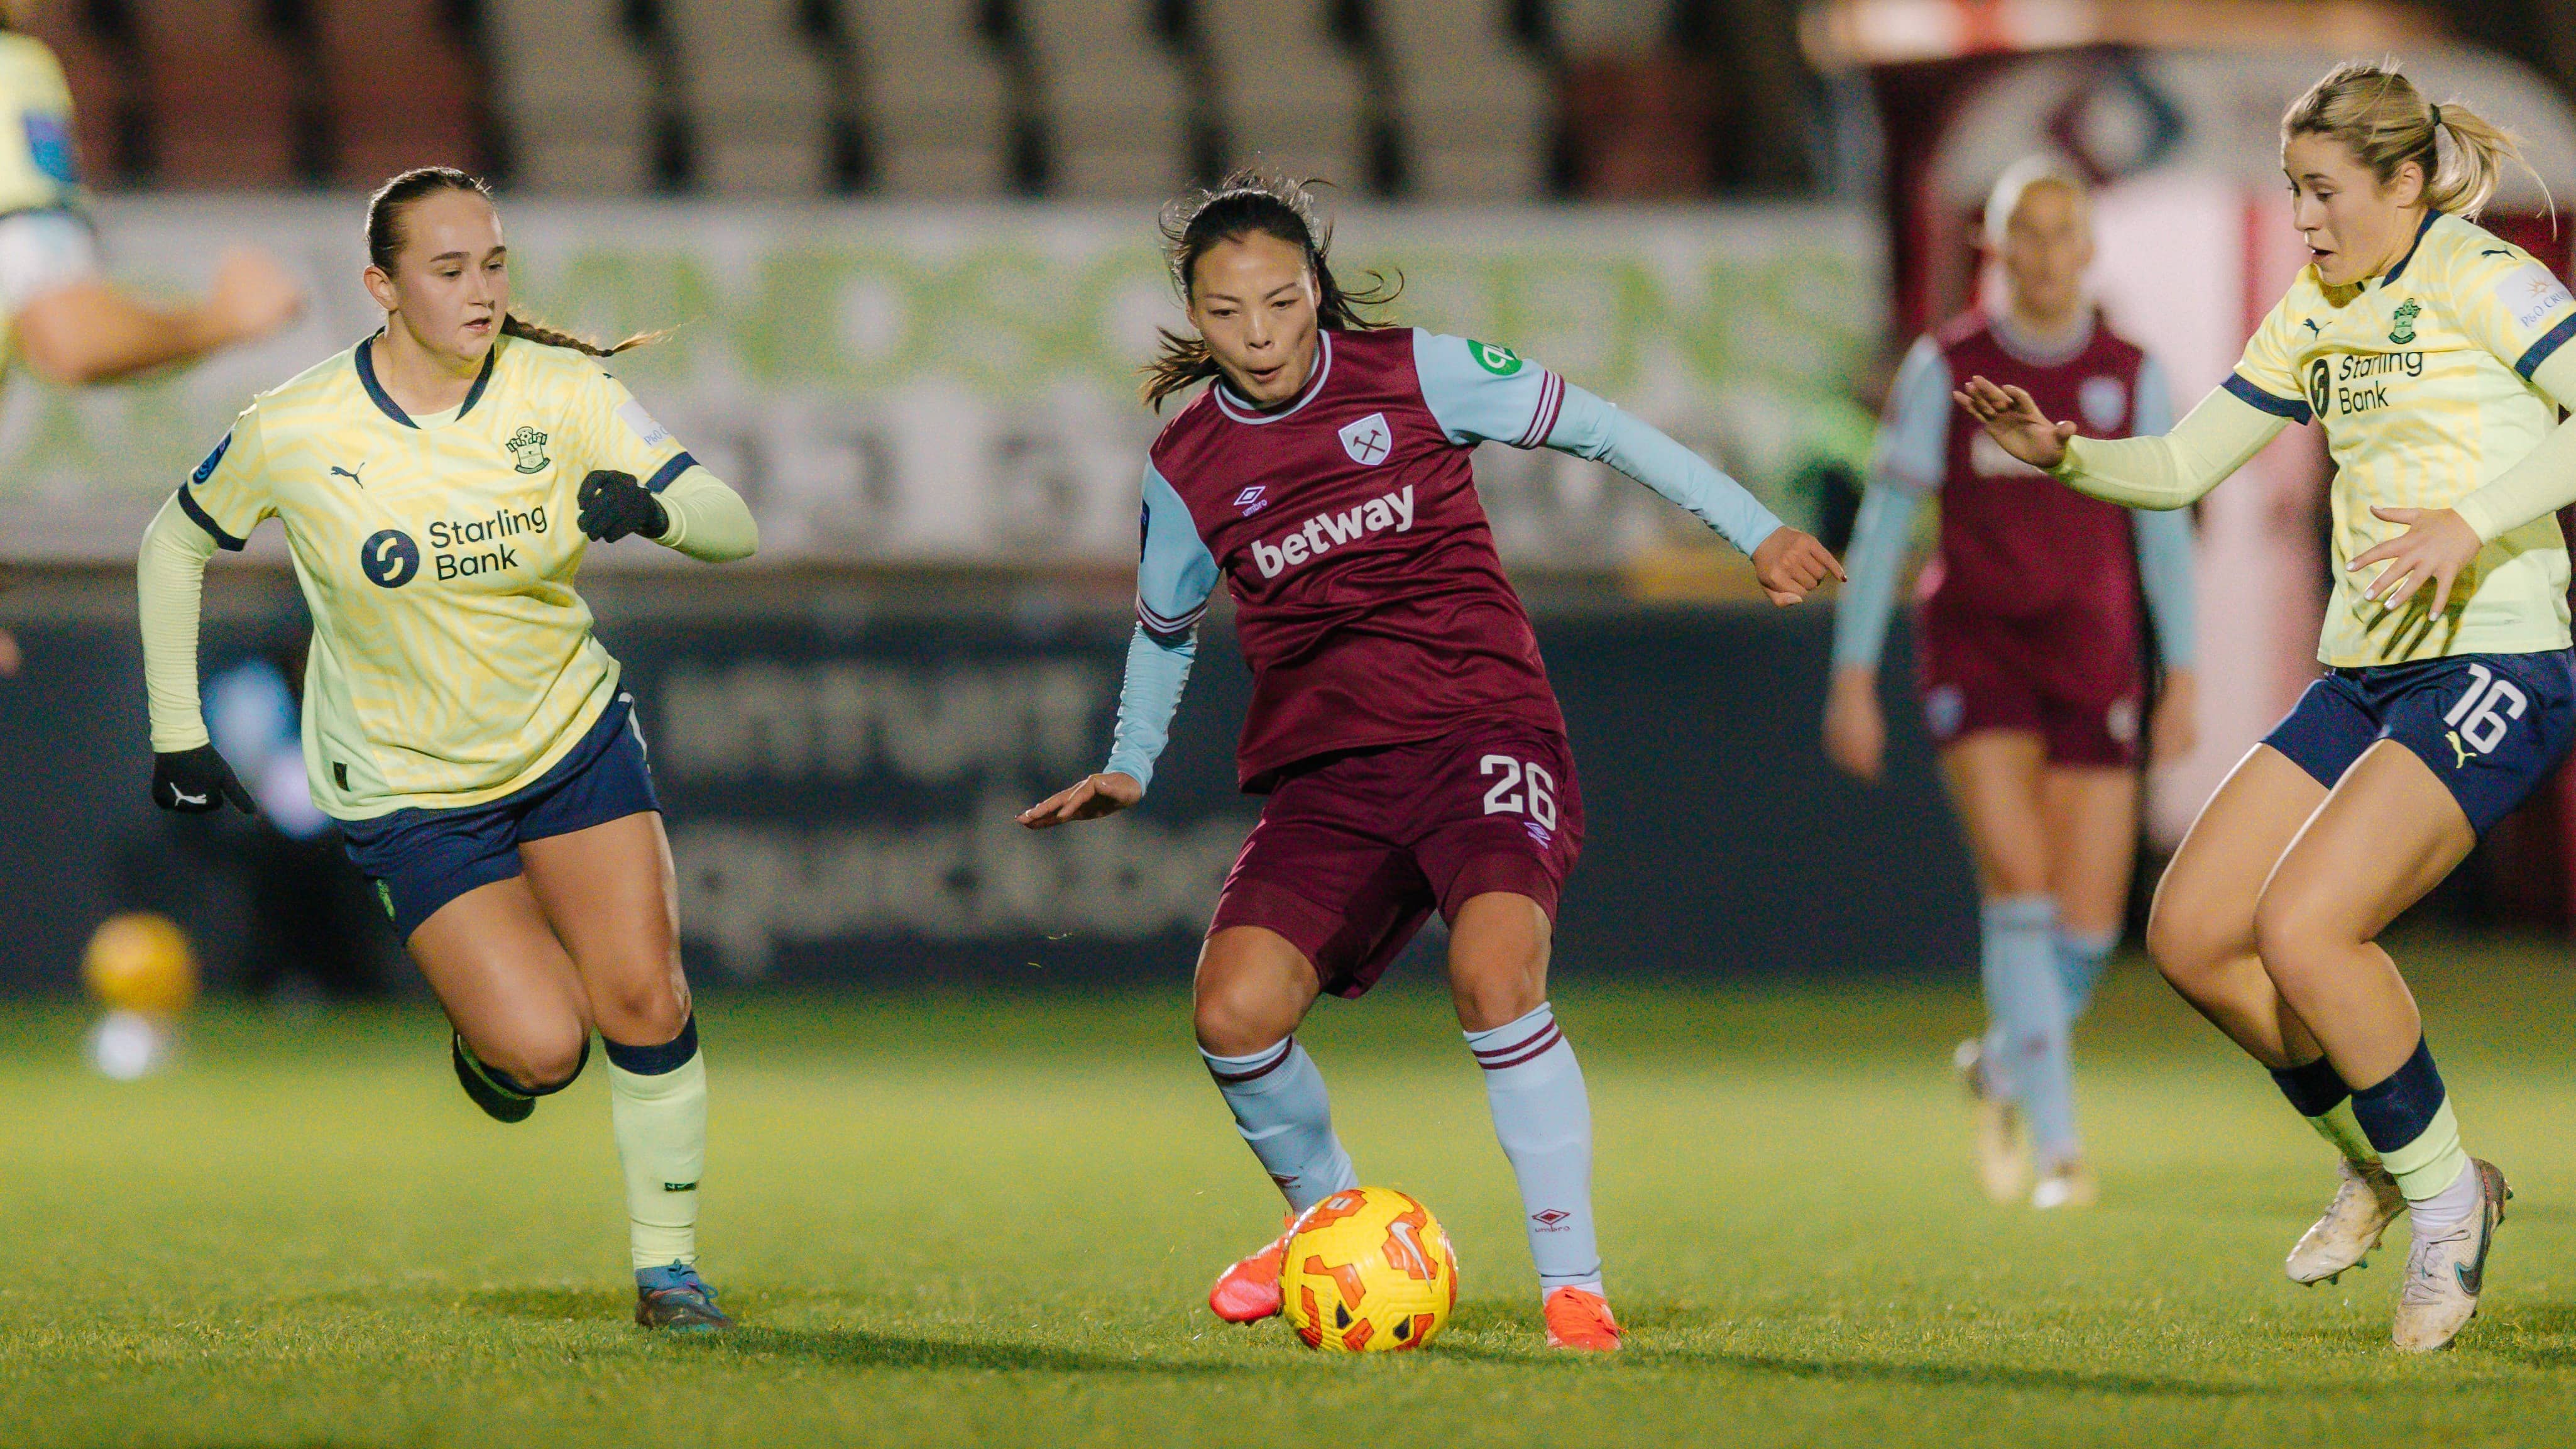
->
xmin=2448 ymin=730 xmax=2472 ymax=769
xmin=2303 ymin=319 xmax=2323 ymax=336
xmin=170 ymin=786 xmax=207 ymax=807
xmin=330 ymin=465 xmax=364 ymax=488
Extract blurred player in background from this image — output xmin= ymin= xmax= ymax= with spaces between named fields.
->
xmin=134 ymin=168 xmax=758 ymax=1331
xmin=1020 ymin=171 xmax=1841 ymax=1352
xmin=1961 ymin=62 xmax=2575 ymax=1351
xmin=1825 ymin=158 xmax=2198 ymax=1210
xmin=0 ymin=4 xmax=301 ymax=389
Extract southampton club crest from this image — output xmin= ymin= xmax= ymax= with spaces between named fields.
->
xmin=2389 ymin=298 xmax=2421 ymax=345
xmin=505 ymin=426 xmax=551 ymax=473
xmin=1339 ymin=412 xmax=1393 ymax=466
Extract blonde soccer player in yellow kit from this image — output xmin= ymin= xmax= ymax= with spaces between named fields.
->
xmin=1962 ymin=63 xmax=2576 ymax=1352
xmin=134 ymin=168 xmax=757 ymax=1331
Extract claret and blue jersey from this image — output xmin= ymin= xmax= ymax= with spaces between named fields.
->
xmin=1108 ymin=325 xmax=1786 ymax=793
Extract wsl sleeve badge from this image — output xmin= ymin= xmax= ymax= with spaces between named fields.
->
xmin=1279 ymin=1186 xmax=1460 ymax=1352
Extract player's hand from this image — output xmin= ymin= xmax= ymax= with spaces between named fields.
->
xmin=1954 ymin=375 xmax=2078 ymax=471
xmin=151 ymin=744 xmax=255 ymax=815
xmin=578 ymin=469 xmax=671 ymax=543
xmin=2349 ymin=506 xmax=2480 ymax=616
xmin=1017 ymin=772 xmax=1144 ymax=829
xmin=2149 ymin=668 xmax=2198 ymax=762
xmin=1751 ymin=526 xmax=1844 ymax=607
xmin=204 ymin=246 xmax=304 ymax=345
xmin=1822 ymin=667 xmax=1885 ymax=783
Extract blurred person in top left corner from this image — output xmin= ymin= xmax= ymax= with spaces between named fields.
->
xmin=0 ymin=1 xmax=303 ymax=392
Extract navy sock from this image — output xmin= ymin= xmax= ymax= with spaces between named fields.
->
xmin=603 ymin=1014 xmax=699 ymax=1076
xmin=2269 ymin=1055 xmax=2350 ymax=1119
xmin=2348 ymin=1039 xmax=2445 ymax=1155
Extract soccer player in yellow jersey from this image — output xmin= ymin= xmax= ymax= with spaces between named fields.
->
xmin=133 ymin=168 xmax=758 ymax=1332
xmin=1961 ymin=63 xmax=2576 ymax=1352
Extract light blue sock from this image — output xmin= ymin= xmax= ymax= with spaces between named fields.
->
xmin=1466 ymin=1003 xmax=1603 ymax=1295
xmin=1982 ymin=895 xmax=2078 ymax=1165
xmin=2054 ymin=927 xmax=2117 ymax=1022
xmin=1202 ymin=1038 xmax=1357 ymax=1213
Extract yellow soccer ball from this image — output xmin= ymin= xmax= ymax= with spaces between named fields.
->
xmin=1280 ymin=1186 xmax=1459 ymax=1353
xmin=80 ymin=912 xmax=197 ymax=1016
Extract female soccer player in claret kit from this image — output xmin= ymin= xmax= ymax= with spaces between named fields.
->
xmin=1961 ymin=63 xmax=2576 ymax=1351
xmin=135 ymin=168 xmax=757 ymax=1331
xmin=1828 ymin=158 xmax=2198 ymax=1210
xmin=1019 ymin=171 xmax=1841 ymax=1351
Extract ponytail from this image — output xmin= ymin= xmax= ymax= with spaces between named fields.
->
xmin=2283 ymin=60 xmax=2540 ymax=222
xmin=1141 ymin=168 xmax=1398 ymax=411
xmin=364 ymin=166 xmax=667 ymax=358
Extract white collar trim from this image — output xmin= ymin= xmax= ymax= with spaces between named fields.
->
xmin=1212 ymin=331 xmax=1334 ymax=424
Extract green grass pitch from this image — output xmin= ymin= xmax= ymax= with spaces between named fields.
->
xmin=14 ymin=932 xmax=2576 ymax=1447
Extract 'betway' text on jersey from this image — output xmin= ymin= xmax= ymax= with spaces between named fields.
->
xmin=1247 ymin=485 xmax=1415 ymax=578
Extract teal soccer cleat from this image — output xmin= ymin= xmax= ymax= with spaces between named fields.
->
xmin=636 ymin=1262 xmax=734 ymax=1332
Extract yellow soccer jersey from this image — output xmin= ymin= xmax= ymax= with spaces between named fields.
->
xmin=0 ymin=33 xmax=80 ymax=218
xmin=177 ymin=333 xmax=708 ymax=818
xmin=2230 ymin=211 xmax=2576 ymax=666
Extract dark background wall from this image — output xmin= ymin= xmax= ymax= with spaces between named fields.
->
xmin=0 ymin=572 xmax=1981 ymax=996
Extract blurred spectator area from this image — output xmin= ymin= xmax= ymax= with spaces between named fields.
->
xmin=21 ymin=0 xmax=1881 ymax=199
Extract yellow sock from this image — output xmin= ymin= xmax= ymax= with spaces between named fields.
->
xmin=608 ymin=1045 xmax=706 ymax=1270
xmin=2306 ymin=1099 xmax=2378 ymax=1167
xmin=2377 ymin=1099 xmax=2468 ymax=1203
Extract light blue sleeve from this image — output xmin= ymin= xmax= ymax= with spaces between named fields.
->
xmin=1104 ymin=461 xmax=1219 ymax=790
xmin=1827 ymin=485 xmax=1921 ymax=671
xmin=2125 ymin=356 xmax=2195 ymax=669
xmin=1542 ymin=385 xmax=1785 ymax=556
xmin=1410 ymin=328 xmax=1562 ymax=448
xmin=1872 ymin=336 xmax=1952 ymax=492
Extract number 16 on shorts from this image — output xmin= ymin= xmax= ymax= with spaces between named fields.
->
xmin=2443 ymin=662 xmax=2527 ymax=764
xmin=1481 ymin=754 xmax=1559 ymax=829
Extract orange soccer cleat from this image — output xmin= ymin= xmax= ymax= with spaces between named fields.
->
xmin=1208 ymin=1218 xmax=1296 ymax=1323
xmin=1542 ymin=1286 xmax=1623 ymax=1351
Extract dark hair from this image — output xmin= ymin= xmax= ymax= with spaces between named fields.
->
xmin=363 ymin=167 xmax=661 ymax=357
xmin=1141 ymin=169 xmax=1397 ymax=410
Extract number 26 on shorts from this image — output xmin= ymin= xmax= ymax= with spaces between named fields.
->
xmin=2444 ymin=662 xmax=2527 ymax=758
xmin=1480 ymin=754 xmax=1558 ymax=829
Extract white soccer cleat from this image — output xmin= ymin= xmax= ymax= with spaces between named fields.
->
xmin=2031 ymin=1160 xmax=2096 ymax=1210
xmin=2285 ymin=1157 xmax=2405 ymax=1286
xmin=1954 ymin=1038 xmax=2028 ymax=1204
xmin=2391 ymin=1159 xmax=2509 ymax=1353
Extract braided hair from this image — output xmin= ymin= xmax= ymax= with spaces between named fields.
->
xmin=364 ymin=167 xmax=663 ymax=356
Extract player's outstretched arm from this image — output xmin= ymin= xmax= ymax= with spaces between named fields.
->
xmin=19 ymin=246 xmax=302 ymax=387
xmin=1961 ymin=376 xmax=2284 ymax=512
xmin=135 ymin=495 xmax=254 ymax=813
xmin=578 ymin=466 xmax=760 ymax=562
xmin=1542 ymin=383 xmax=1844 ymax=605
xmin=1018 ymin=622 xmax=1197 ymax=829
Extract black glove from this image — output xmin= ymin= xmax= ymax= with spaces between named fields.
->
xmin=577 ymin=469 xmax=669 ymax=543
xmin=151 ymin=744 xmax=256 ymax=815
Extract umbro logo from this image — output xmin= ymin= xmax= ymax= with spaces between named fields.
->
xmin=1530 ymin=1209 xmax=1572 ymax=1228
xmin=1234 ymin=485 xmax=1270 ymax=516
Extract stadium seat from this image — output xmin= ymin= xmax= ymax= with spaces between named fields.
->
xmin=669 ymin=0 xmax=837 ymax=195
xmin=1374 ymin=0 xmax=1551 ymax=199
xmin=1018 ymin=0 xmax=1188 ymax=198
xmin=1548 ymin=0 xmax=1677 ymax=51
xmin=312 ymin=0 xmax=484 ymax=186
xmin=844 ymin=0 xmax=1011 ymax=196
xmin=15 ymin=5 xmax=130 ymax=187
xmin=133 ymin=0 xmax=302 ymax=187
xmin=1196 ymin=0 xmax=1367 ymax=187
xmin=488 ymin=0 xmax=657 ymax=193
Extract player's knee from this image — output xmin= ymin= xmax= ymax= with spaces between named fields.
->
xmin=1449 ymin=969 xmax=1541 ymax=1035
xmin=2145 ymin=888 xmax=2235 ymax=987
xmin=1192 ymin=985 xmax=1291 ymax=1057
xmin=590 ymin=975 xmax=689 ymax=1047
xmin=488 ymin=1024 xmax=590 ymax=1093
xmin=2250 ymin=884 xmax=2346 ymax=986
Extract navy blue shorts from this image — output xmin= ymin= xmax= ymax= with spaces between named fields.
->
xmin=339 ymin=693 xmax=660 ymax=941
xmin=2262 ymin=650 xmax=2576 ymax=835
